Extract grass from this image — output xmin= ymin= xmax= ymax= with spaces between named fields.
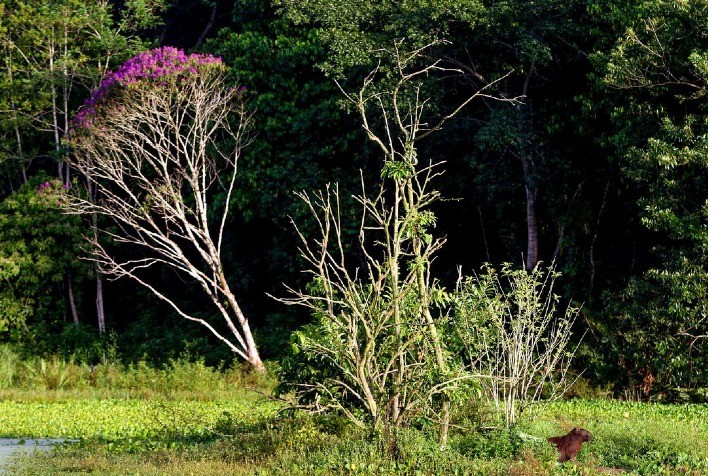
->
xmin=523 ymin=400 xmax=708 ymax=474
xmin=0 ymin=346 xmax=705 ymax=475
xmin=7 ymin=399 xmax=708 ymax=475
xmin=0 ymin=399 xmax=279 ymax=440
xmin=0 ymin=344 xmax=273 ymax=401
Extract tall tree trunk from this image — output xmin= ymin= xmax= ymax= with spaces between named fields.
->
xmin=522 ymin=155 xmax=538 ymax=270
xmin=14 ymin=125 xmax=27 ymax=183
xmin=391 ymin=179 xmax=404 ymax=426
xmin=194 ymin=1 xmax=218 ymax=49
xmin=217 ymin=266 xmax=263 ymax=370
xmin=478 ymin=206 xmax=491 ymax=262
xmin=5 ymin=46 xmax=28 ymax=184
xmin=407 ymin=182 xmax=449 ymax=447
xmin=590 ymin=181 xmax=610 ymax=293
xmin=48 ymin=35 xmax=65 ymax=183
xmin=96 ymin=275 xmax=105 ymax=333
xmin=519 ymin=63 xmax=538 ymax=271
xmin=229 ymin=298 xmax=262 ymax=371
xmin=87 ymin=178 xmax=106 ymax=333
xmin=67 ymin=272 xmax=79 ymax=325
xmin=62 ymin=24 xmax=71 ymax=187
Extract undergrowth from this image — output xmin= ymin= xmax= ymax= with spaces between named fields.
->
xmin=0 ymin=346 xmax=706 ymax=475
xmin=7 ymin=401 xmax=708 ymax=475
xmin=0 ymin=344 xmax=274 ymax=400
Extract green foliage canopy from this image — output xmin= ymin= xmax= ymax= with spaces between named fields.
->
xmin=0 ymin=178 xmax=87 ymax=333
xmin=593 ymin=0 xmax=708 ymax=390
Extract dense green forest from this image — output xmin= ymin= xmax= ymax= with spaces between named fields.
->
xmin=0 ymin=0 xmax=706 ymax=398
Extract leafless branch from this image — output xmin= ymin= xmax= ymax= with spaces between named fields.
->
xmin=65 ymin=65 xmax=264 ymax=370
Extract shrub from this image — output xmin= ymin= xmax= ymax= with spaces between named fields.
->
xmin=23 ymin=355 xmax=85 ymax=391
xmin=453 ymin=263 xmax=581 ymax=427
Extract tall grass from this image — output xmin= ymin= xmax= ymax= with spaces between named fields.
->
xmin=0 ymin=344 xmax=274 ymax=400
xmin=0 ymin=344 xmax=20 ymax=388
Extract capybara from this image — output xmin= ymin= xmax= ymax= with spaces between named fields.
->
xmin=548 ymin=427 xmax=592 ymax=462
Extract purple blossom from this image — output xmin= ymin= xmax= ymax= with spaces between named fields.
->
xmin=38 ymin=179 xmax=68 ymax=197
xmin=69 ymin=47 xmax=238 ymax=133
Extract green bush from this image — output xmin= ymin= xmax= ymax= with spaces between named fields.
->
xmin=0 ymin=345 xmax=274 ymax=398
xmin=0 ymin=345 xmax=20 ymax=388
xmin=23 ymin=355 xmax=85 ymax=391
xmin=457 ymin=428 xmax=524 ymax=459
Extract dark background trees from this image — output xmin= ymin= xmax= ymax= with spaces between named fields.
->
xmin=0 ymin=0 xmax=705 ymax=394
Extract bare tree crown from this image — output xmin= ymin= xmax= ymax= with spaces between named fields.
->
xmin=64 ymin=47 xmax=263 ymax=370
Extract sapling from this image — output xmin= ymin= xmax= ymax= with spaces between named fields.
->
xmin=278 ymin=40 xmax=516 ymax=445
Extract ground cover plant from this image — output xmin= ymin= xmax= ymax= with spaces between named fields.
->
xmin=0 ymin=399 xmax=279 ymax=442
xmin=1 ymin=351 xmax=705 ymax=476
xmin=521 ymin=400 xmax=708 ymax=475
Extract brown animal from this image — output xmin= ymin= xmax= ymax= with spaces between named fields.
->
xmin=548 ymin=427 xmax=592 ymax=462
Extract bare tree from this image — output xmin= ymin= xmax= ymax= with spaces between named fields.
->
xmin=65 ymin=48 xmax=264 ymax=370
xmin=277 ymin=40 xmax=516 ymax=445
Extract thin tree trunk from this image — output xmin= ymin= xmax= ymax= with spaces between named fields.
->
xmin=519 ymin=63 xmax=538 ymax=271
xmin=210 ymin=226 xmax=264 ymax=370
xmin=96 ymin=275 xmax=105 ymax=333
xmin=14 ymin=125 xmax=27 ymax=183
xmin=48 ymin=35 xmax=64 ymax=183
xmin=87 ymin=178 xmax=106 ymax=333
xmin=478 ymin=206 xmax=490 ymax=262
xmin=417 ymin=253 xmax=450 ymax=447
xmin=62 ymin=27 xmax=71 ymax=187
xmin=522 ymin=156 xmax=538 ymax=270
xmin=193 ymin=1 xmax=218 ymax=49
xmin=230 ymin=299 xmax=263 ymax=371
xmin=67 ymin=271 xmax=79 ymax=325
xmin=590 ymin=181 xmax=610 ymax=293
xmin=407 ymin=182 xmax=449 ymax=447
xmin=217 ymin=266 xmax=263 ymax=370
xmin=391 ymin=179 xmax=404 ymax=426
xmin=5 ymin=46 xmax=28 ymax=184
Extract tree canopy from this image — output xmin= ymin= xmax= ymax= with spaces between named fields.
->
xmin=0 ymin=0 xmax=706 ymax=392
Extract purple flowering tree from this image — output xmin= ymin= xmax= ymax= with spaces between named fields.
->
xmin=65 ymin=47 xmax=263 ymax=370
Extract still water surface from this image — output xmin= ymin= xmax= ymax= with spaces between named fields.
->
xmin=0 ymin=438 xmax=70 ymax=474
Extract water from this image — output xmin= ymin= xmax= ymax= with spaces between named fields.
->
xmin=0 ymin=439 xmax=71 ymax=474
